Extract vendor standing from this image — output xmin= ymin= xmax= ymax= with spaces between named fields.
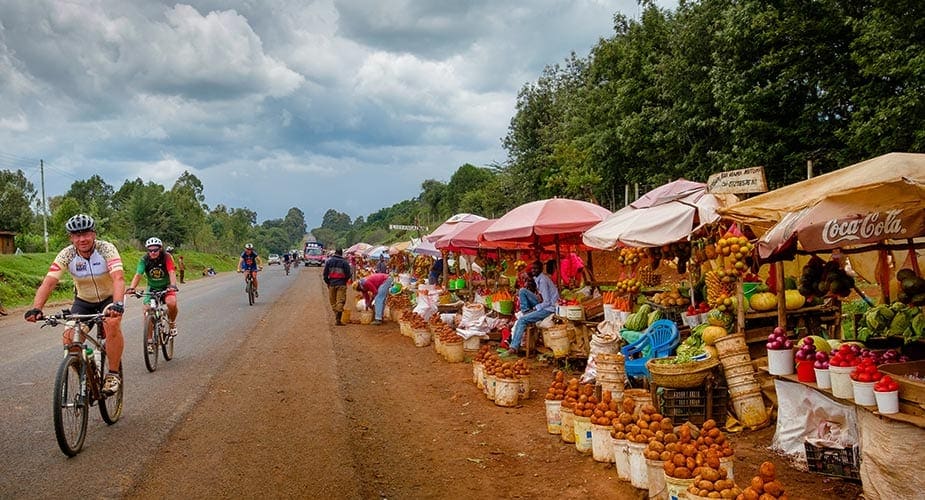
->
xmin=508 ymin=260 xmax=558 ymax=355
xmin=428 ymin=258 xmax=444 ymax=286
xmin=355 ymin=272 xmax=393 ymax=326
xmin=555 ymin=252 xmax=587 ymax=287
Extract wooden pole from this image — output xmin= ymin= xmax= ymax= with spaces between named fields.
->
xmin=736 ymin=279 xmax=746 ymax=334
xmin=776 ymin=261 xmax=787 ymax=329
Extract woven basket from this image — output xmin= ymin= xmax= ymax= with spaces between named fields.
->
xmin=646 ymin=356 xmax=720 ymax=388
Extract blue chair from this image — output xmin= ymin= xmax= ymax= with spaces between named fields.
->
xmin=620 ymin=319 xmax=681 ymax=380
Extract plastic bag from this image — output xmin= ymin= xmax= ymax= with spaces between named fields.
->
xmin=537 ymin=314 xmax=555 ymax=329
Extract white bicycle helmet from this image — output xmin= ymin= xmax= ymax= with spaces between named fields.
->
xmin=65 ymin=213 xmax=96 ymax=233
xmin=145 ymin=237 xmax=163 ymax=248
xmin=245 ymin=243 xmax=254 ymax=249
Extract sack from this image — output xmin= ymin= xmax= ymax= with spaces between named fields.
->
xmin=537 ymin=314 xmax=555 ymax=329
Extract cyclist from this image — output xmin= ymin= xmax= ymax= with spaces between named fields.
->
xmin=125 ymin=237 xmax=180 ymax=351
xmin=23 ymin=213 xmax=127 ymax=395
xmin=282 ymin=252 xmax=292 ymax=273
xmin=237 ymin=243 xmax=262 ymax=296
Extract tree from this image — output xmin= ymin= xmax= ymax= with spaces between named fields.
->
xmin=320 ymin=209 xmax=353 ymax=232
xmin=440 ymin=164 xmax=495 ymax=215
xmin=169 ymin=171 xmax=208 ymax=247
xmin=0 ymin=169 xmax=37 ymax=232
xmin=64 ymin=175 xmax=115 ymax=221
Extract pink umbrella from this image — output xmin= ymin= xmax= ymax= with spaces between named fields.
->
xmin=344 ymin=242 xmax=372 ymax=255
xmin=424 ymin=213 xmax=487 ymax=242
xmin=481 ymin=198 xmax=611 ymax=248
xmin=435 ymin=219 xmax=506 ymax=253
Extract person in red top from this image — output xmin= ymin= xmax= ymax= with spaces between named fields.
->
xmin=354 ymin=272 xmax=393 ymax=325
xmin=554 ymin=252 xmax=588 ymax=287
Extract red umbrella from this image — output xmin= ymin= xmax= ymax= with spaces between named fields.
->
xmin=424 ymin=213 xmax=487 ymax=242
xmin=435 ymin=219 xmax=515 ymax=254
xmin=481 ymin=198 xmax=612 ymax=248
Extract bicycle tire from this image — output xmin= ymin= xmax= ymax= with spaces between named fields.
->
xmin=161 ymin=319 xmax=174 ymax=361
xmin=143 ymin=313 xmax=159 ymax=372
xmin=53 ymin=354 xmax=88 ymax=457
xmin=98 ymin=349 xmax=123 ymax=424
xmin=247 ymin=280 xmax=255 ymax=306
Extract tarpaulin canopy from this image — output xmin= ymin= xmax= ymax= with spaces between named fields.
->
xmin=718 ymin=152 xmax=925 ymax=258
xmin=424 ymin=213 xmax=487 ymax=242
xmin=583 ymin=179 xmax=737 ymax=249
xmin=481 ymin=198 xmax=611 ymax=248
xmin=365 ymin=245 xmax=390 ymax=259
xmin=388 ymin=240 xmax=412 ymax=255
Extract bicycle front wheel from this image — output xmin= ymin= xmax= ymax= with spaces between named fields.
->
xmin=53 ymin=354 xmax=88 ymax=456
xmin=143 ymin=313 xmax=159 ymax=372
xmin=98 ymin=350 xmax=123 ymax=424
xmin=247 ymin=281 xmax=255 ymax=306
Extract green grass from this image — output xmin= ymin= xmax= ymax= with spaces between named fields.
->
xmin=0 ymin=250 xmax=238 ymax=310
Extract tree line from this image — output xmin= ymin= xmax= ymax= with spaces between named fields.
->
xmin=4 ymin=0 xmax=922 ymax=252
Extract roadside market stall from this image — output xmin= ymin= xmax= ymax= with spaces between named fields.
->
xmin=719 ymin=152 xmax=925 ymax=499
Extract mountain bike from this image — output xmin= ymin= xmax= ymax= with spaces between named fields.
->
xmin=39 ymin=307 xmax=124 ymax=456
xmin=244 ymin=269 xmax=257 ymax=305
xmin=284 ymin=260 xmax=291 ymax=276
xmin=133 ymin=289 xmax=175 ymax=372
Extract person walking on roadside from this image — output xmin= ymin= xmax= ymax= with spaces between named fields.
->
xmin=323 ymin=248 xmax=352 ymax=326
xmin=354 ymin=272 xmax=393 ymax=326
xmin=126 ymin=237 xmax=180 ymax=347
xmin=23 ymin=213 xmax=127 ymax=395
xmin=177 ymin=254 xmax=186 ymax=284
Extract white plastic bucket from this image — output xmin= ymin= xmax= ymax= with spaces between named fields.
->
xmin=613 ymin=438 xmax=630 ymax=480
xmin=665 ymin=475 xmax=695 ymax=500
xmin=545 ymin=329 xmax=570 ymax=357
xmin=494 ymin=378 xmax=520 ymax=407
xmin=463 ymin=335 xmax=481 ymax=351
xmin=829 ymin=365 xmax=855 ymax=400
xmin=767 ymin=348 xmax=794 ymax=375
xmin=875 ymin=389 xmax=899 ymax=414
xmin=560 ymin=407 xmax=575 ymax=443
xmin=412 ymin=328 xmax=432 ymax=347
xmin=472 ymin=361 xmax=482 ymax=384
xmin=443 ymin=341 xmax=464 ymax=362
xmin=646 ymin=459 xmax=667 ymax=500
xmin=518 ymin=377 xmax=531 ymax=400
xmin=852 ymin=380 xmax=876 ymax=406
xmin=573 ymin=415 xmax=593 ymax=454
xmin=815 ymin=368 xmax=831 ymax=389
xmin=590 ymin=424 xmax=614 ymax=463
xmin=544 ymin=399 xmax=562 ymax=434
xmin=627 ymin=441 xmax=648 ymax=489
xmin=486 ymin=374 xmax=497 ymax=401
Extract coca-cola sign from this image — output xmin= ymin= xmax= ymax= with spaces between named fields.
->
xmin=822 ymin=210 xmax=906 ymax=245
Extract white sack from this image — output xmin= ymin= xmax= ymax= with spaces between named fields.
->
xmin=770 ymin=379 xmax=859 ymax=459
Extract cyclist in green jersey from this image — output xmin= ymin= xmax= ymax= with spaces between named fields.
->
xmin=126 ymin=237 xmax=179 ymax=345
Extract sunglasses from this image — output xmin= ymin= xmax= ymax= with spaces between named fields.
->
xmin=147 ymin=247 xmax=161 ymax=253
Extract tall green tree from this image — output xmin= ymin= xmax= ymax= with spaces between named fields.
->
xmin=0 ymin=169 xmax=37 ymax=232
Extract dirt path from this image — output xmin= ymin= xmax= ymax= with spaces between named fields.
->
xmin=126 ymin=269 xmax=862 ymax=499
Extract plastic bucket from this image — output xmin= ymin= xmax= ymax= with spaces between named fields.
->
xmin=603 ymin=304 xmax=615 ymax=322
xmin=875 ymin=389 xmax=899 ymax=414
xmin=815 ymin=368 xmax=831 ymax=389
xmin=412 ymin=328 xmax=432 ymax=347
xmin=622 ymin=389 xmax=653 ymax=415
xmin=359 ymin=310 xmax=374 ymax=325
xmin=472 ymin=362 xmax=482 ymax=385
xmin=545 ymin=329 xmax=570 ymax=357
xmin=560 ymin=407 xmax=576 ymax=443
xmin=497 ymin=300 xmax=514 ymax=315
xmin=463 ymin=336 xmax=481 ymax=351
xmin=544 ymin=399 xmax=562 ymax=434
xmin=519 ymin=377 xmax=531 ymax=400
xmin=443 ymin=341 xmax=464 ymax=362
xmin=852 ymin=380 xmax=876 ymax=406
xmin=494 ymin=378 xmax=520 ymax=407
xmin=767 ymin=348 xmax=794 ymax=375
xmin=627 ymin=441 xmax=648 ymax=489
xmin=573 ymin=415 xmax=593 ymax=454
xmin=599 ymin=381 xmax=624 ymax=404
xmin=646 ymin=459 xmax=667 ymax=500
xmin=486 ymin=374 xmax=497 ymax=401
xmin=399 ymin=321 xmax=411 ymax=337
xmin=720 ymin=456 xmax=734 ymax=480
xmin=796 ymin=360 xmax=816 ymax=383
xmin=613 ymin=438 xmax=630 ymax=480
xmin=743 ymin=282 xmax=761 ymax=303
xmin=665 ymin=475 xmax=695 ymax=500
xmin=829 ymin=365 xmax=855 ymax=399
xmin=591 ymin=424 xmax=615 ymax=463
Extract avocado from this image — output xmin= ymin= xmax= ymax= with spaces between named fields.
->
xmin=897 ymin=268 xmax=917 ymax=282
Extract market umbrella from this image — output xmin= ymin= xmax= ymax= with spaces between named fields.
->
xmin=411 ymin=238 xmax=442 ymax=258
xmin=434 ymin=218 xmax=505 ymax=254
xmin=366 ymin=245 xmax=390 ymax=260
xmin=424 ymin=213 xmax=487 ymax=243
xmin=344 ymin=242 xmax=372 ymax=255
xmin=583 ymin=179 xmax=737 ymax=250
xmin=719 ymin=152 xmax=925 ymax=258
xmin=388 ymin=240 xmax=412 ymax=255
xmin=480 ymin=198 xmax=611 ymax=248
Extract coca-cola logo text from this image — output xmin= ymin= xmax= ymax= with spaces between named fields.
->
xmin=822 ymin=210 xmax=905 ymax=245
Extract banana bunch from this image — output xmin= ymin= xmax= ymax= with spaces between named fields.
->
xmin=412 ymin=255 xmax=433 ymax=279
xmin=705 ymin=270 xmax=736 ymax=309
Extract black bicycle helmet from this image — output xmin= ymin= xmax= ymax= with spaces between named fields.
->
xmin=65 ymin=213 xmax=96 ymax=233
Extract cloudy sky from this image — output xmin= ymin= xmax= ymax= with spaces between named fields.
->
xmin=0 ymin=0 xmax=669 ymax=229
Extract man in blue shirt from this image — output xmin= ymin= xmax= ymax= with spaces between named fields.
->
xmin=508 ymin=260 xmax=559 ymax=355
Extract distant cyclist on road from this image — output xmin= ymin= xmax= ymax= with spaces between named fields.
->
xmin=237 ymin=243 xmax=262 ymax=297
xmin=23 ymin=213 xmax=127 ymax=395
xmin=126 ymin=237 xmax=180 ymax=349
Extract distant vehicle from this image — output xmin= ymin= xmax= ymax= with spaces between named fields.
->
xmin=304 ymin=242 xmax=325 ymax=267
xmin=267 ymin=254 xmax=281 ymax=265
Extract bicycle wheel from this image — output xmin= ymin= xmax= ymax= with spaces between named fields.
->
xmin=98 ymin=350 xmax=123 ymax=424
xmin=247 ymin=280 xmax=255 ymax=306
xmin=143 ymin=313 xmax=159 ymax=372
xmin=53 ymin=354 xmax=88 ymax=456
xmin=161 ymin=319 xmax=174 ymax=361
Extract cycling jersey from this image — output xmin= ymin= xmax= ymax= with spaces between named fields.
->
xmin=47 ymin=240 xmax=123 ymax=303
xmin=240 ymin=251 xmax=259 ymax=270
xmin=136 ymin=252 xmax=175 ymax=289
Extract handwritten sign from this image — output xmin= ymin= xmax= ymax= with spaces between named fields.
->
xmin=707 ymin=166 xmax=768 ymax=194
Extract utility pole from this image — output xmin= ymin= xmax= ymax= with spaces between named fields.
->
xmin=41 ymin=159 xmax=48 ymax=252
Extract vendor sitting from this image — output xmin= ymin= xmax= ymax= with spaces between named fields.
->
xmin=508 ymin=260 xmax=558 ymax=355
xmin=354 ymin=273 xmax=393 ymax=326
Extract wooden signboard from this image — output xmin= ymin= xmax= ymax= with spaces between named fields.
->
xmin=708 ymin=166 xmax=768 ymax=194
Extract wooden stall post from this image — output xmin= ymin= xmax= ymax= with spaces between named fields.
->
xmin=776 ymin=261 xmax=787 ymax=329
